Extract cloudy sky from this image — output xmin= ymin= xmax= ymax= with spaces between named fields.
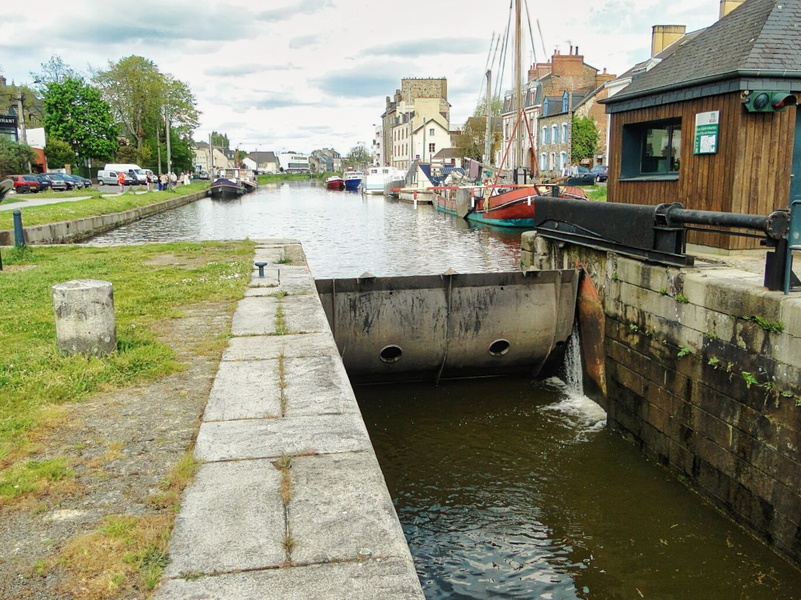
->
xmin=0 ymin=0 xmax=719 ymax=156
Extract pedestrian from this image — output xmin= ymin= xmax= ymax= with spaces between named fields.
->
xmin=169 ymin=172 xmax=177 ymax=189
xmin=184 ymin=171 xmax=191 ymax=186
xmin=117 ymin=171 xmax=126 ymax=193
xmin=159 ymin=173 xmax=167 ymax=191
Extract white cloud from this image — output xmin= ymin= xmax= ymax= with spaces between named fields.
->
xmin=0 ymin=0 xmax=720 ymax=154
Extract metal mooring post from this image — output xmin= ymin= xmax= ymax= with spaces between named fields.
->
xmin=254 ymin=261 xmax=268 ymax=277
xmin=13 ymin=210 xmax=25 ymax=247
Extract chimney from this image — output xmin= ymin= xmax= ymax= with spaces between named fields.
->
xmin=651 ymin=25 xmax=686 ymax=57
xmin=719 ymin=0 xmax=746 ymax=18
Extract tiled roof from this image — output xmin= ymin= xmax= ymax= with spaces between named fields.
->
xmin=608 ymin=0 xmax=801 ymax=103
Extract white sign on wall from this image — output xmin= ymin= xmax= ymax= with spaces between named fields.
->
xmin=694 ymin=111 xmax=720 ymax=155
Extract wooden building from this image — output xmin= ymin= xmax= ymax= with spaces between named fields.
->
xmin=602 ymin=0 xmax=801 ymax=250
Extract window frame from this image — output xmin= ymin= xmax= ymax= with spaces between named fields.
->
xmin=620 ymin=117 xmax=682 ymax=180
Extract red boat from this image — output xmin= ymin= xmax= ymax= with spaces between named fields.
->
xmin=431 ymin=183 xmax=587 ymax=227
xmin=325 ymin=176 xmax=345 ymax=190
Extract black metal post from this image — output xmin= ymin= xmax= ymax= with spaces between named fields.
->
xmin=13 ymin=210 xmax=25 ymax=247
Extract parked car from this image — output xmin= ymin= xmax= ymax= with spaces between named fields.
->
xmin=566 ymin=166 xmax=596 ymax=186
xmin=36 ymin=173 xmax=67 ymax=191
xmin=46 ymin=173 xmax=77 ymax=190
xmin=198 ymin=171 xmax=210 ymax=180
xmin=590 ymin=165 xmax=609 ymax=182
xmin=76 ymin=176 xmax=93 ymax=188
xmin=63 ymin=174 xmax=85 ymax=189
xmin=3 ymin=174 xmax=42 ymax=193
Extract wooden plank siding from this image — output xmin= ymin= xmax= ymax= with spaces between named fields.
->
xmin=607 ymin=92 xmax=797 ymax=250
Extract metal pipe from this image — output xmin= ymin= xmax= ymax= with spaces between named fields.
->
xmin=662 ymin=205 xmax=790 ymax=239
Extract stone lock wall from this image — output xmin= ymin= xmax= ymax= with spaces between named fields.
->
xmin=521 ymin=231 xmax=801 ymax=566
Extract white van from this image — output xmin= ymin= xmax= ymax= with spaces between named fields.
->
xmin=99 ymin=163 xmax=148 ymax=185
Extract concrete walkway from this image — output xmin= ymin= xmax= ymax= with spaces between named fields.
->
xmin=154 ymin=240 xmax=424 ymax=599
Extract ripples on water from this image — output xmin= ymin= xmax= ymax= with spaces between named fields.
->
xmin=356 ymin=377 xmax=801 ymax=600
xmin=88 ymin=181 xmax=521 ymax=278
xmin=89 ymin=182 xmax=801 ymax=598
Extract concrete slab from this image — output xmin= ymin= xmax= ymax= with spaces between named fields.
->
xmin=222 ymin=333 xmax=340 ymax=362
xmin=289 ymin=453 xmax=411 ymax=565
xmin=195 ymin=415 xmax=373 ymax=462
xmin=284 ymin=355 xmax=360 ymax=417
xmin=282 ymin=294 xmax=331 ymax=334
xmin=156 ymin=558 xmax=425 ymax=599
xmin=231 ymin=296 xmax=280 ymax=335
xmin=276 ymin=266 xmax=319 ymax=294
xmin=163 ymin=459 xmax=286 ymax=578
xmin=204 ymin=359 xmax=282 ymax=422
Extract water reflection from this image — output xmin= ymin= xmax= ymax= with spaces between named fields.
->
xmin=87 ymin=181 xmax=522 ymax=278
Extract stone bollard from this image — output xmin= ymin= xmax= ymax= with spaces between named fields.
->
xmin=52 ymin=279 xmax=117 ymax=357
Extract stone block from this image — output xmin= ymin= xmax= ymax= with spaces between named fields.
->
xmin=223 ymin=333 xmax=340 ymax=362
xmin=282 ymin=293 xmax=331 ymax=334
xmin=231 ymin=296 xmax=280 ymax=335
xmin=283 ymin=355 xmax=360 ymax=417
xmin=163 ymin=460 xmax=285 ymax=577
xmin=204 ymin=359 xmax=282 ymax=421
xmin=289 ymin=453 xmax=412 ymax=565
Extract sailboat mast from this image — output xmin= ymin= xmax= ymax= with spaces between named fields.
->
xmin=484 ymin=70 xmax=492 ymax=166
xmin=514 ymin=0 xmax=523 ymax=172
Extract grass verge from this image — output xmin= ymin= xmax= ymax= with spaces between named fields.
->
xmin=0 ymin=241 xmax=253 ymax=469
xmin=0 ymin=182 xmax=209 ymax=230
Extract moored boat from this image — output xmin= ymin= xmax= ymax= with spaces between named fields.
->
xmin=361 ymin=166 xmax=406 ymax=195
xmin=326 ymin=175 xmax=345 ymax=190
xmin=343 ymin=170 xmax=363 ymax=190
xmin=209 ymin=177 xmax=245 ymax=199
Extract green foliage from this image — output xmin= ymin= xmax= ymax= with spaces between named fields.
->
xmin=343 ymin=145 xmax=371 ymax=169
xmin=115 ymin=144 xmax=140 ymax=163
xmin=0 ymin=458 xmax=72 ymax=499
xmin=744 ymin=315 xmax=784 ymax=333
xmin=473 ymin=96 xmax=503 ymax=117
xmin=0 ymin=137 xmax=37 ymax=175
xmin=571 ymin=114 xmax=599 ymax=163
xmin=42 ymin=77 xmax=118 ymax=161
xmin=675 ymin=293 xmax=690 ymax=304
xmin=708 ymin=356 xmax=720 ymax=367
xmin=454 ymin=116 xmax=502 ymax=165
xmin=31 ymin=55 xmax=81 ymax=85
xmin=43 ymin=137 xmax=77 ymax=169
xmin=677 ymin=345 xmax=692 ymax=357
xmin=741 ymin=371 xmax=758 ymax=388
xmin=210 ymin=131 xmax=229 ymax=149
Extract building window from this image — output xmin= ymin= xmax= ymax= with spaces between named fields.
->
xmin=559 ymin=151 xmax=568 ymax=171
xmin=429 ymin=128 xmax=435 ymax=136
xmin=542 ymin=126 xmax=549 ymax=144
xmin=540 ymin=153 xmax=547 ymax=170
xmin=552 ymin=125 xmax=558 ymax=144
xmin=562 ymin=123 xmax=569 ymax=143
xmin=428 ymin=143 xmax=435 ymax=154
xmin=622 ymin=118 xmax=682 ymax=177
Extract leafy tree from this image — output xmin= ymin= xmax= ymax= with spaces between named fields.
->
xmin=211 ymin=131 xmax=229 ymax=149
xmin=0 ymin=138 xmax=36 ymax=175
xmin=42 ymin=77 xmax=118 ymax=162
xmin=31 ymin=55 xmax=81 ymax=85
xmin=571 ymin=115 xmax=599 ymax=164
xmin=343 ymin=145 xmax=370 ymax=169
xmin=115 ymin=144 xmax=139 ymax=163
xmin=43 ymin=138 xmax=76 ymax=169
xmin=93 ymin=56 xmax=164 ymax=156
xmin=473 ymin=96 xmax=503 ymax=117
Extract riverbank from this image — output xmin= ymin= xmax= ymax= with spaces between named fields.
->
xmin=0 ymin=241 xmax=254 ymax=598
xmin=0 ymin=184 xmax=209 ymax=245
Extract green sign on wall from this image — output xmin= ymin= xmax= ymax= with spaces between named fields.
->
xmin=694 ymin=110 xmax=719 ymax=154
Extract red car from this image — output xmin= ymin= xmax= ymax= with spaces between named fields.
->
xmin=3 ymin=174 xmax=42 ymax=193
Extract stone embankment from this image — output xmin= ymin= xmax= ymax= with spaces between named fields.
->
xmin=521 ymin=231 xmax=801 ymax=567
xmin=154 ymin=240 xmax=424 ymax=599
xmin=0 ymin=190 xmax=206 ymax=245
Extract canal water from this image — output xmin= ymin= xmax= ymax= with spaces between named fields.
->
xmin=89 ymin=182 xmax=801 ymax=598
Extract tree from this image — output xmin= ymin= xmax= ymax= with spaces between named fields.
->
xmin=0 ymin=138 xmax=36 ymax=175
xmin=210 ymin=132 xmax=229 ymax=149
xmin=571 ymin=115 xmax=599 ymax=164
xmin=43 ymin=138 xmax=76 ymax=169
xmin=343 ymin=145 xmax=371 ymax=169
xmin=42 ymin=77 xmax=118 ymax=162
xmin=31 ymin=55 xmax=81 ymax=85
xmin=93 ymin=56 xmax=164 ymax=155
